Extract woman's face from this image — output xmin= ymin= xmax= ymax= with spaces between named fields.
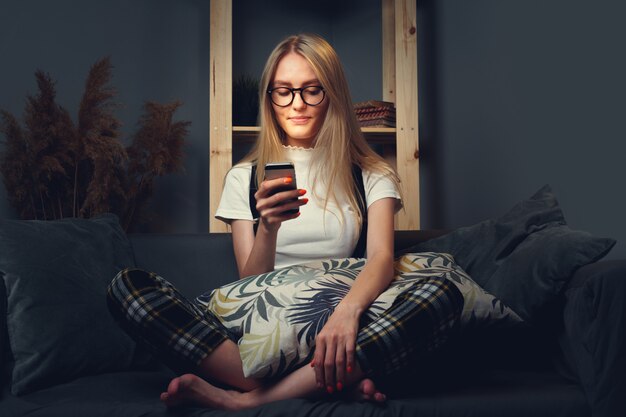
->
xmin=270 ymin=52 xmax=329 ymax=148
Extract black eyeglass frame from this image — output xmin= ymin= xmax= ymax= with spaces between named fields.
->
xmin=266 ymin=86 xmax=326 ymax=107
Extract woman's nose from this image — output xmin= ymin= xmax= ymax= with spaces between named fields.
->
xmin=291 ymin=91 xmax=307 ymax=110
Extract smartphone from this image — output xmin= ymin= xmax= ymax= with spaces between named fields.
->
xmin=264 ymin=162 xmax=299 ymax=214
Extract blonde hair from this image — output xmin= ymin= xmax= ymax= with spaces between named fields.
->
xmin=240 ymin=33 xmax=401 ymax=228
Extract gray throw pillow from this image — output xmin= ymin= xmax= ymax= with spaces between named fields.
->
xmin=483 ymin=225 xmax=615 ymax=322
xmin=398 ymin=185 xmax=565 ymax=286
xmin=0 ymin=214 xmax=137 ymax=395
xmin=401 ymin=185 xmax=615 ymax=323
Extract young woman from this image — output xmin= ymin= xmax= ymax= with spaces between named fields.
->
xmin=107 ymin=34 xmax=462 ymax=410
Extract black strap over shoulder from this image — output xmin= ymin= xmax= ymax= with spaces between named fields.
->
xmin=351 ymin=164 xmax=368 ymax=258
xmin=249 ymin=164 xmax=260 ymax=234
xmin=248 ymin=163 xmax=367 ymax=258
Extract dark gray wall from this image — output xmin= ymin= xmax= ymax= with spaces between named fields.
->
xmin=419 ymin=0 xmax=626 ymax=259
xmin=1 ymin=0 xmax=624 ymax=258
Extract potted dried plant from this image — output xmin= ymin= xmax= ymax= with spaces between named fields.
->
xmin=233 ymin=73 xmax=259 ymax=126
xmin=0 ymin=57 xmax=190 ymax=231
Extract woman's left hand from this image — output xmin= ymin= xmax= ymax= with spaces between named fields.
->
xmin=312 ymin=303 xmax=360 ymax=394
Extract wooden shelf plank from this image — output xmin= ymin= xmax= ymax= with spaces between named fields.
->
xmin=232 ymin=126 xmax=397 ymax=143
xmin=233 ymin=126 xmax=261 ymax=133
xmin=233 ymin=126 xmax=397 ymax=134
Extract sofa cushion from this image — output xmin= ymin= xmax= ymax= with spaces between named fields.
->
xmin=483 ymin=225 xmax=614 ymax=322
xmin=397 ymin=185 xmax=564 ymax=284
xmin=559 ymin=260 xmax=626 ymax=417
xmin=0 ymin=214 xmax=137 ymax=395
xmin=197 ymin=252 xmax=519 ymax=379
xmin=0 ymin=277 xmax=9 ymax=389
xmin=400 ymin=185 xmax=615 ymax=323
xmin=0 ymin=368 xmax=590 ymax=417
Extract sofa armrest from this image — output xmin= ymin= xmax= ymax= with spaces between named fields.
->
xmin=559 ymin=260 xmax=626 ymax=417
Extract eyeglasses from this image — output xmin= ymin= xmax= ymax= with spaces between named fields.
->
xmin=267 ymin=86 xmax=326 ymax=107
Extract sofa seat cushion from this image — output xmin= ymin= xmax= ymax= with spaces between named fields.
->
xmin=385 ymin=369 xmax=590 ymax=417
xmin=0 ymin=368 xmax=589 ymax=417
xmin=559 ymin=260 xmax=626 ymax=417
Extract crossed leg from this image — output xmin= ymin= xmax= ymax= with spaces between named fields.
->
xmin=165 ymin=275 xmax=465 ymax=410
xmin=107 ymin=268 xmax=384 ymax=410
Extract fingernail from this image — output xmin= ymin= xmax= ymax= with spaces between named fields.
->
xmin=347 ymin=366 xmax=353 ymax=373
xmin=310 ymin=360 xmax=315 ymax=367
xmin=284 ymin=177 xmax=293 ymax=184
xmin=298 ymin=189 xmax=306 ymax=196
xmin=326 ymin=386 xmax=334 ymax=394
xmin=336 ymin=382 xmax=343 ymax=391
xmin=302 ymin=198 xmax=309 ymax=204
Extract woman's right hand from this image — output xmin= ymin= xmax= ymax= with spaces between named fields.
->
xmin=254 ymin=177 xmax=308 ymax=231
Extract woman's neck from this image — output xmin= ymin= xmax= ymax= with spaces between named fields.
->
xmin=284 ymin=137 xmax=315 ymax=149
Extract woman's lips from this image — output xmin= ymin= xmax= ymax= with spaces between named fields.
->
xmin=289 ymin=117 xmax=310 ymax=125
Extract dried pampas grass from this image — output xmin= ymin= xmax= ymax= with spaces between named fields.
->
xmin=0 ymin=57 xmax=189 ymax=231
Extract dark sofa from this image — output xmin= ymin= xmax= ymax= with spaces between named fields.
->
xmin=1 ymin=228 xmax=624 ymax=417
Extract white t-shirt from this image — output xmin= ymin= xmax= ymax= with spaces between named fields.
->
xmin=216 ymin=146 xmax=402 ymax=269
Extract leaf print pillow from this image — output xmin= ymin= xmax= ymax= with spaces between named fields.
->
xmin=196 ymin=253 xmax=521 ymax=379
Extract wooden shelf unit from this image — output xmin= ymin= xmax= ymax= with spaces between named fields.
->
xmin=209 ymin=0 xmax=419 ymax=233
xmin=232 ymin=126 xmax=397 ymax=143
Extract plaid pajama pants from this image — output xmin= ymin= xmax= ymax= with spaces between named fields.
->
xmin=107 ymin=268 xmax=463 ymax=377
xmin=355 ymin=277 xmax=463 ymax=376
xmin=107 ymin=268 xmax=234 ymax=374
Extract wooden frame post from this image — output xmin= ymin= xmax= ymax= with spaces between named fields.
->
xmin=209 ymin=0 xmax=232 ymax=233
xmin=381 ymin=0 xmax=398 ymax=175
xmin=393 ymin=0 xmax=420 ymax=230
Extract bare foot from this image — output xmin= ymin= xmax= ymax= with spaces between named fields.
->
xmin=160 ymin=374 xmax=244 ymax=410
xmin=354 ymin=378 xmax=386 ymax=402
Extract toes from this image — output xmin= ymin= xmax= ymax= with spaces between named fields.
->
xmin=161 ymin=376 xmax=192 ymax=408
xmin=167 ymin=377 xmax=182 ymax=396
xmin=353 ymin=378 xmax=387 ymax=403
xmin=374 ymin=392 xmax=387 ymax=402
xmin=161 ymin=391 xmax=181 ymax=408
xmin=361 ymin=379 xmax=376 ymax=397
